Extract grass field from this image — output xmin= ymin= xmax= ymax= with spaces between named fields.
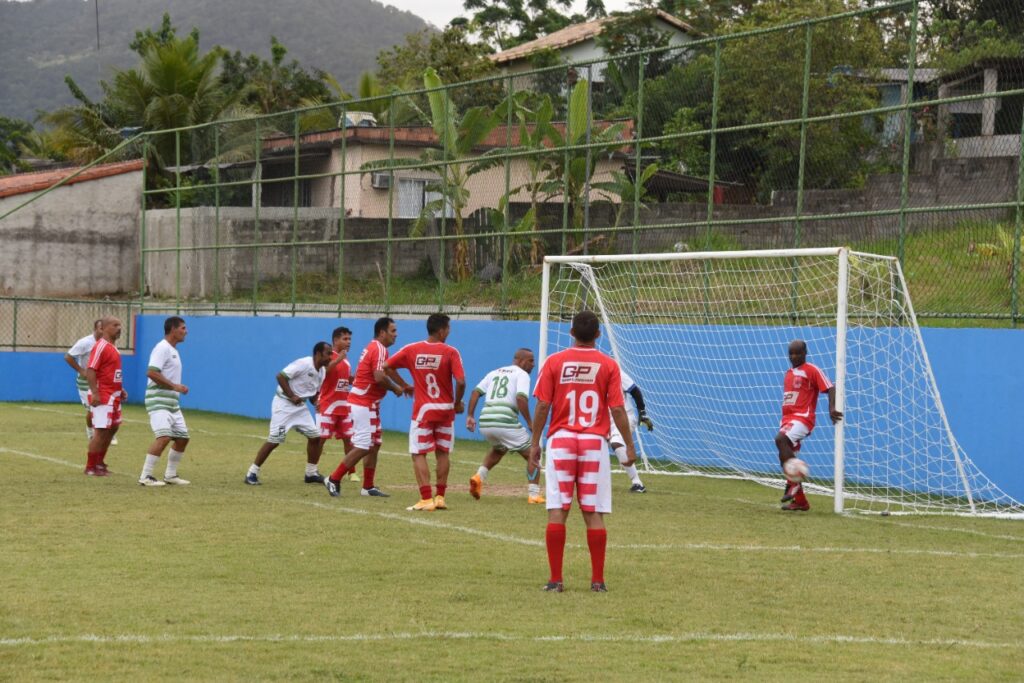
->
xmin=2 ymin=402 xmax=1023 ymax=681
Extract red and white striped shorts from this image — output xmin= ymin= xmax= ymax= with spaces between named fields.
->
xmin=350 ymin=403 xmax=382 ymax=449
xmin=408 ymin=419 xmax=453 ymax=455
xmin=318 ymin=410 xmax=353 ymax=441
xmin=544 ymin=429 xmax=611 ymax=513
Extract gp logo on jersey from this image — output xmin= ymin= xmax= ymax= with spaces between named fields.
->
xmin=415 ymin=354 xmax=442 ymax=370
xmin=114 ymin=369 xmax=123 ymax=382
xmin=335 ymin=379 xmax=350 ymax=391
xmin=559 ymin=362 xmax=600 ymax=384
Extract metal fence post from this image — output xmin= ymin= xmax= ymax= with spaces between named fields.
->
xmin=502 ymin=75 xmax=514 ymax=316
xmin=338 ymin=105 xmax=348 ymax=316
xmin=582 ymin=64 xmax=594 ymax=256
xmin=213 ymin=125 xmax=221 ymax=314
xmin=291 ymin=112 xmax=300 ymax=317
xmin=897 ymin=0 xmax=920 ymax=265
xmin=386 ymin=94 xmax=396 ymax=313
xmin=253 ymin=119 xmax=262 ymax=316
xmin=139 ymin=137 xmax=149 ymax=314
xmin=1012 ymin=104 xmax=1024 ymax=327
xmin=174 ymin=129 xmax=182 ymax=314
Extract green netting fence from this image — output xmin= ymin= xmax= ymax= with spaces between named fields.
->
xmin=2 ymin=0 xmax=1022 ymax=352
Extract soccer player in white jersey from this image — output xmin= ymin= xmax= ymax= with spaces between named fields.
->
xmin=245 ymin=342 xmax=333 ymax=486
xmin=64 ymin=319 xmax=108 ymax=443
xmin=138 ymin=316 xmax=191 ymax=487
xmin=466 ymin=348 xmax=543 ymax=504
xmin=608 ymin=369 xmax=654 ymax=493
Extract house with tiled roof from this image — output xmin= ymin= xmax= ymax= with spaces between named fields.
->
xmin=490 ymin=10 xmax=695 ymax=82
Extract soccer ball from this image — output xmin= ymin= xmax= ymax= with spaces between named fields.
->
xmin=783 ymin=458 xmax=810 ymax=481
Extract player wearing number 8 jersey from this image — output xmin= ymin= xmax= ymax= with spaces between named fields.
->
xmin=529 ymin=310 xmax=636 ymax=593
xmin=386 ymin=314 xmax=466 ymax=512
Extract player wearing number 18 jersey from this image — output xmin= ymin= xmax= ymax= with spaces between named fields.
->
xmin=529 ymin=311 xmax=635 ymax=593
xmin=386 ymin=314 xmax=466 ymax=512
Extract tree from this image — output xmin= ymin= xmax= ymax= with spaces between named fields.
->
xmin=220 ymin=37 xmax=332 ymax=115
xmin=458 ymin=0 xmax=606 ymax=51
xmin=0 ymin=116 xmax=36 ymax=175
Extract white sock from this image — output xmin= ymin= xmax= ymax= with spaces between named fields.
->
xmin=141 ymin=454 xmax=160 ymax=479
xmin=528 ymin=483 xmax=541 ymax=496
xmin=248 ymin=464 xmax=260 ymax=476
xmin=477 ymin=465 xmax=489 ymax=481
xmin=305 ymin=463 xmax=318 ymax=476
xmin=613 ymin=445 xmax=629 ymax=466
xmin=624 ymin=464 xmax=642 ymax=485
xmin=166 ymin=449 xmax=183 ymax=478
xmin=86 ymin=427 xmax=94 ymax=440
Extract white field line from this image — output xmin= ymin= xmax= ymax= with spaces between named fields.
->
xmin=0 ymin=630 xmax=1020 ymax=651
xmin=847 ymin=512 xmax=1024 ymax=543
xmin=6 ymin=444 xmax=1019 ymax=561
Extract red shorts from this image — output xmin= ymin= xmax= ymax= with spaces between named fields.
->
xmin=408 ymin=419 xmax=454 ymax=455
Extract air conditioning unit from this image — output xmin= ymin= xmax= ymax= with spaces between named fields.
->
xmin=371 ymin=172 xmax=391 ymax=189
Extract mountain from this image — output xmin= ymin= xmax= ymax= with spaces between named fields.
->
xmin=0 ymin=0 xmax=431 ymax=122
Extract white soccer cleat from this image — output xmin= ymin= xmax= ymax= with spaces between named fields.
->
xmin=138 ymin=475 xmax=166 ymax=487
xmin=163 ymin=476 xmax=190 ymax=486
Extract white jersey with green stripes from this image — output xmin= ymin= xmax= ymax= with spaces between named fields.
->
xmin=145 ymin=339 xmax=183 ymax=413
xmin=67 ymin=334 xmax=97 ymax=391
xmin=474 ymin=364 xmax=530 ymax=429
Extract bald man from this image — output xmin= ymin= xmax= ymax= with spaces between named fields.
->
xmin=84 ymin=317 xmax=127 ymax=476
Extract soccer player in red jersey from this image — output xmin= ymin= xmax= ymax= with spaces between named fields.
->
xmin=84 ymin=316 xmax=127 ymax=476
xmin=312 ymin=326 xmax=360 ymax=483
xmin=776 ymin=339 xmax=843 ymax=511
xmin=324 ymin=317 xmax=412 ymax=498
xmin=386 ymin=314 xmax=466 ymax=512
xmin=528 ymin=311 xmax=636 ymax=593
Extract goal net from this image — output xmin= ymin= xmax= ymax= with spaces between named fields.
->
xmin=540 ymin=248 xmax=1023 ymax=517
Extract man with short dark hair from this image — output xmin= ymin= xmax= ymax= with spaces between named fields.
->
xmin=324 ymin=317 xmax=412 ymax=498
xmin=312 ymin=326 xmax=360 ymax=483
xmin=529 ymin=310 xmax=635 ymax=593
xmin=386 ymin=314 xmax=466 ymax=511
xmin=84 ymin=317 xmax=127 ymax=476
xmin=245 ymin=342 xmax=333 ymax=486
xmin=64 ymin=319 xmax=106 ymax=443
xmin=138 ymin=316 xmax=191 ymax=487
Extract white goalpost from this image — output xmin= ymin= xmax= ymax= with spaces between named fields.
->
xmin=539 ymin=247 xmax=1023 ymax=517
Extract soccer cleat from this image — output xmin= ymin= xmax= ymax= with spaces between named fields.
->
xmin=110 ymin=437 xmax=118 ymax=446
xmin=163 ymin=476 xmax=190 ymax=486
xmin=629 ymin=483 xmax=646 ymax=493
xmin=469 ymin=474 xmax=482 ymax=500
xmin=361 ymin=487 xmax=389 ymax=497
xmin=348 ymin=471 xmax=360 ymax=483
xmin=407 ymin=498 xmax=436 ymax=512
xmin=304 ymin=473 xmax=325 ymax=484
xmin=781 ymin=482 xmax=801 ymax=503
xmin=324 ymin=478 xmax=340 ymax=498
xmin=590 ymin=582 xmax=608 ymax=592
xmin=433 ymin=495 xmax=448 ymax=510
xmin=781 ymin=501 xmax=810 ymax=512
xmin=542 ymin=581 xmax=564 ymax=593
xmin=138 ymin=475 xmax=166 ymax=487
xmin=245 ymin=472 xmax=261 ymax=486
xmin=527 ymin=494 xmax=546 ymax=505
xmin=84 ymin=467 xmax=101 ymax=476
xmin=96 ymin=462 xmax=110 ymax=473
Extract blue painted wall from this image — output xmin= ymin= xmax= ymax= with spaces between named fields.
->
xmin=2 ymin=315 xmax=1020 ymax=500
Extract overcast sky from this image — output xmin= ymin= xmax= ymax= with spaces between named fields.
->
xmin=382 ymin=0 xmax=636 ymax=29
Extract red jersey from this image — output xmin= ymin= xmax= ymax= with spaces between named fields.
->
xmin=87 ymin=338 xmax=123 ymax=402
xmin=318 ymin=351 xmax=352 ymax=415
xmin=387 ymin=340 xmax=465 ymax=423
xmin=349 ymin=340 xmax=389 ymax=407
xmin=534 ymin=346 xmax=624 ymax=437
xmin=781 ymin=362 xmax=833 ymax=430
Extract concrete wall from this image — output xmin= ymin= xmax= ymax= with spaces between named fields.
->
xmin=0 ymin=171 xmax=142 ymax=296
xmin=1 ymin=315 xmax=1021 ymax=502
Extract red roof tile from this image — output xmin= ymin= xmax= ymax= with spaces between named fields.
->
xmin=0 ymin=159 xmax=145 ymax=200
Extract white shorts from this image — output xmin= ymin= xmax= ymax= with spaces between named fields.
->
xmin=268 ymin=395 xmax=319 ymax=444
xmin=545 ymin=429 xmax=612 ymax=514
xmin=78 ymin=388 xmax=90 ymax=408
xmin=409 ymin=419 xmax=454 ymax=455
xmin=350 ymin=403 xmax=382 ymax=450
xmin=149 ymin=409 xmax=190 ymax=440
xmin=89 ymin=395 xmax=122 ymax=430
xmin=480 ymin=425 xmax=531 ymax=454
xmin=608 ymin=411 xmax=639 ymax=448
xmin=779 ymin=420 xmax=812 ymax=452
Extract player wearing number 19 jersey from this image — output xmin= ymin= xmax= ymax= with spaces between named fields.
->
xmin=386 ymin=314 xmax=466 ymax=512
xmin=529 ymin=310 xmax=636 ymax=593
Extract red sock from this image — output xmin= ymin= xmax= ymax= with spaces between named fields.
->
xmin=419 ymin=485 xmax=432 ymax=500
xmin=545 ymin=523 xmax=566 ymax=583
xmin=436 ymin=483 xmax=447 ymax=497
xmin=363 ymin=467 xmax=375 ymax=490
xmin=794 ymin=485 xmax=809 ymax=506
xmin=330 ymin=463 xmax=349 ymax=481
xmin=587 ymin=528 xmax=607 ymax=584
xmin=86 ymin=452 xmax=100 ymax=469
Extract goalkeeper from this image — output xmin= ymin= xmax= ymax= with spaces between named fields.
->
xmin=609 ymin=370 xmax=653 ymax=493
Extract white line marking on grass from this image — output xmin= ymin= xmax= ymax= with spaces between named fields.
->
xmin=0 ymin=630 xmax=1019 ymax=650
xmin=848 ymin=514 xmax=1024 ymax=543
xmin=5 ymin=445 xmax=1023 ymax=561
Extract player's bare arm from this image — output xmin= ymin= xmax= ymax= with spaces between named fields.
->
xmin=827 ymin=386 xmax=843 ymax=424
xmin=527 ymin=399 xmax=551 ymax=471
xmin=276 ymin=372 xmax=302 ymax=405
xmin=454 ymin=377 xmax=466 ymax=414
xmin=326 ymin=353 xmax=347 ymax=371
xmin=85 ymin=367 xmax=101 ymax=406
xmin=516 ymin=394 xmax=531 ymax=430
xmin=466 ymin=389 xmax=482 ymax=431
xmin=610 ymin=406 xmax=637 ymax=466
xmin=64 ymin=353 xmax=85 ymax=377
xmin=147 ymin=368 xmax=188 ymax=395
xmin=380 ymin=365 xmax=413 ymax=397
